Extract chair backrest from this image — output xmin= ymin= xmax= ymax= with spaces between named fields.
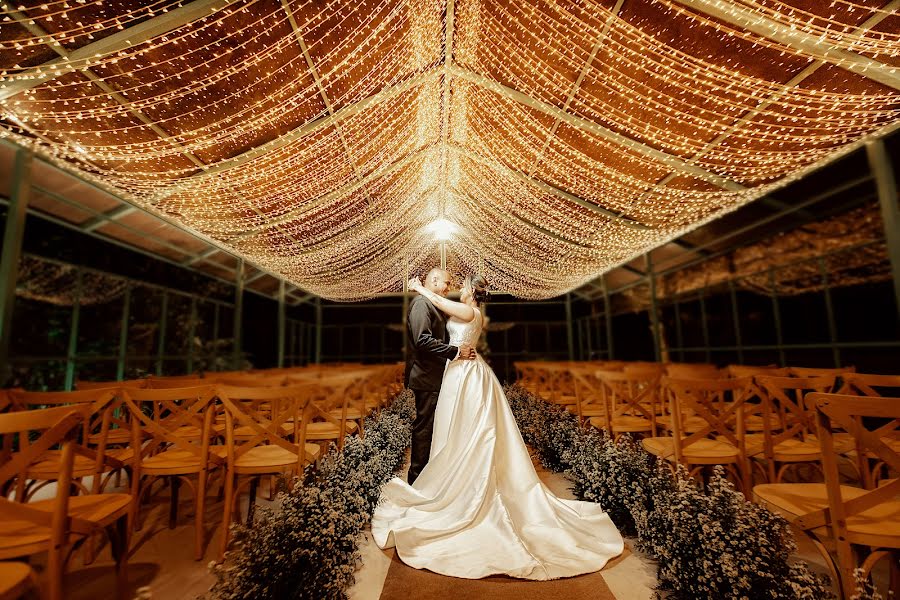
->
xmin=725 ymin=365 xmax=790 ymax=378
xmin=661 ymin=376 xmax=754 ymax=458
xmin=145 ymin=377 xmax=207 ymax=389
xmin=623 ymin=362 xmax=665 ymax=376
xmin=75 ymin=379 xmax=146 ymax=391
xmin=756 ymin=375 xmax=836 ymax=443
xmin=665 ymin=363 xmax=721 ymax=379
xmin=595 ymin=369 xmax=660 ymax=429
xmin=838 ymin=372 xmax=900 ymax=398
xmin=800 ymin=392 xmax=900 ymax=598
xmin=8 ymin=389 xmax=122 ymax=493
xmin=788 ymin=366 xmax=854 ymax=390
xmin=0 ymin=405 xmax=86 ymax=502
xmin=121 ymin=385 xmax=219 ymax=463
xmin=216 ymin=384 xmax=315 ymax=467
xmin=215 ymin=374 xmax=288 ymax=388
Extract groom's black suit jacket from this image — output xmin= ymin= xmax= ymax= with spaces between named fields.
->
xmin=405 ymin=295 xmax=458 ymax=391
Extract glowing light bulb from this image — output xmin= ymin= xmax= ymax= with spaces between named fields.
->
xmin=426 ymin=218 xmax=458 ymax=241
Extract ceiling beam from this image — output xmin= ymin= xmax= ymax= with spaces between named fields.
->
xmin=280 ymin=0 xmax=376 ymax=209
xmin=185 ymin=247 xmax=220 ymax=266
xmin=527 ymin=0 xmax=625 ymax=178
xmin=667 ymin=0 xmax=900 ymax=92
xmin=451 ymin=144 xmax=651 ymax=230
xmin=80 ymin=204 xmax=138 ymax=233
xmin=447 ymin=63 xmax=744 ymax=191
xmin=0 ymin=0 xmax=236 ymax=101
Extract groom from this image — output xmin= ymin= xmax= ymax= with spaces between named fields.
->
xmin=405 ymin=267 xmax=475 ymax=484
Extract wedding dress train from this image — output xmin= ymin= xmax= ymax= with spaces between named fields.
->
xmin=371 ymin=309 xmax=624 ymax=580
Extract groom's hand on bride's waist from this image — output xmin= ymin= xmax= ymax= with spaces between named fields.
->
xmin=458 ymin=345 xmax=476 ymax=360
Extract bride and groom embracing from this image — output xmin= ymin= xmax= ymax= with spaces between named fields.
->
xmin=371 ymin=267 xmax=624 ymax=581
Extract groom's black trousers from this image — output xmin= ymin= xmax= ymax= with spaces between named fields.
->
xmin=409 ymin=389 xmax=440 ymax=484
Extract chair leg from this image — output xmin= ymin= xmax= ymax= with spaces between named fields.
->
xmin=194 ymin=470 xmax=207 ymax=561
xmin=169 ymin=477 xmax=181 ymax=530
xmin=218 ymin=471 xmax=235 ymax=562
xmin=107 ymin=515 xmax=130 ymax=600
xmin=246 ymin=477 xmax=258 ymax=527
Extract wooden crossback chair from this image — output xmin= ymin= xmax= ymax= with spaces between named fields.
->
xmin=755 ymin=375 xmax=854 ymax=484
xmin=296 ymin=375 xmax=360 ymax=453
xmin=838 ymin=373 xmax=900 ymax=489
xmin=215 ymin=384 xmax=320 ymax=560
xmin=595 ymin=369 xmax=659 ymax=440
xmin=804 ymin=393 xmax=899 ymax=598
xmin=6 ymin=389 xmax=123 ymax=502
xmin=0 ymin=406 xmax=131 ymax=600
xmin=642 ymin=376 xmax=754 ymax=495
xmin=121 ymin=385 xmax=221 ymax=560
xmin=567 ymin=366 xmax=608 ymax=427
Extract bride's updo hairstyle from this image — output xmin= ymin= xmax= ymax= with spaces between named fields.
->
xmin=467 ymin=274 xmax=490 ymax=306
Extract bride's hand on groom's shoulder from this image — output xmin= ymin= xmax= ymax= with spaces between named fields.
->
xmin=407 ymin=277 xmax=423 ymax=292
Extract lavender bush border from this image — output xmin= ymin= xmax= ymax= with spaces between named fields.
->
xmin=504 ymin=383 xmax=836 ymax=599
xmin=208 ymin=390 xmax=415 ymax=600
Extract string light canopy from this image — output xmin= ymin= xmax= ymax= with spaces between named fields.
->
xmin=1 ymin=0 xmax=898 ymax=300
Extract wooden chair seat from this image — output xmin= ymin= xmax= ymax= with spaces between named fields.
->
xmin=0 ymin=562 xmax=36 ymax=600
xmin=88 ymin=428 xmax=134 ymax=445
xmin=609 ymin=415 xmax=653 ymax=433
xmin=328 ymin=408 xmax=368 ymax=421
xmin=642 ymin=436 xmax=741 ymax=464
xmin=213 ymin=423 xmax=292 ymax=440
xmin=140 ymin=448 xmax=219 ymax=476
xmin=171 ymin=425 xmax=203 ymax=440
xmin=753 ymin=483 xmax=900 ymax=545
xmin=211 ymin=444 xmax=321 ymax=474
xmin=743 ymin=414 xmax=775 ymax=432
xmin=0 ymin=494 xmax=131 ymax=558
xmin=567 ymin=405 xmax=606 ymax=417
xmin=656 ymin=415 xmax=708 ymax=433
xmin=24 ymin=451 xmax=97 ymax=479
xmin=303 ymin=420 xmax=359 ymax=440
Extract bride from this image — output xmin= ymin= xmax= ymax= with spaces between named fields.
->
xmin=371 ymin=273 xmax=623 ymax=580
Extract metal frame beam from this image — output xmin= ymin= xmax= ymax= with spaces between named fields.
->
xmin=1 ymin=138 xmax=317 ymax=304
xmin=0 ymin=149 xmax=31 ymax=384
xmin=81 ymin=205 xmax=138 ymax=233
xmin=866 ymin=138 xmax=900 ymax=322
xmin=668 ymin=0 xmax=900 ymax=92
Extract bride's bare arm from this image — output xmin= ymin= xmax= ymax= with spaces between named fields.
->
xmin=408 ymin=278 xmax=475 ymax=322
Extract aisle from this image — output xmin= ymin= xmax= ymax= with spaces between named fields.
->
xmin=348 ymin=452 xmax=657 ymax=600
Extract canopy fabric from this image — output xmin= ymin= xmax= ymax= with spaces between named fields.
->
xmin=1 ymin=0 xmax=898 ymax=300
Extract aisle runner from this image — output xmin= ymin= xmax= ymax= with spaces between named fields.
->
xmin=378 ymin=548 xmax=625 ymax=600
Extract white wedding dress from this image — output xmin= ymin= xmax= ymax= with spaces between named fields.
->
xmin=371 ymin=308 xmax=624 ymax=580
